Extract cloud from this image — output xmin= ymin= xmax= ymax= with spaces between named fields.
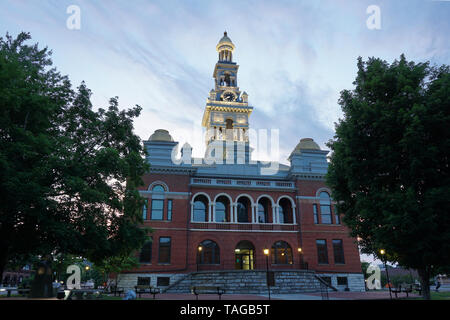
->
xmin=1 ymin=0 xmax=448 ymax=163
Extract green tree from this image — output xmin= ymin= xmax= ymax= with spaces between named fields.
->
xmin=95 ymin=254 xmax=140 ymax=287
xmin=327 ymin=55 xmax=450 ymax=299
xmin=0 ymin=32 xmax=150 ymax=282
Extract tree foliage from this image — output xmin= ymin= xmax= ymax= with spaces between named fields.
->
xmin=327 ymin=55 xmax=450 ymax=299
xmin=0 ymin=32 xmax=150 ymax=280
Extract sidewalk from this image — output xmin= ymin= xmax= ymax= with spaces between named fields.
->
xmin=0 ymin=290 xmax=426 ymax=300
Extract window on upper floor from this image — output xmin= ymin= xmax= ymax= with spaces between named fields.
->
xmin=142 ymin=199 xmax=148 ymax=220
xmin=319 ymin=192 xmax=332 ymax=224
xmin=237 ymin=197 xmax=251 ymax=223
xmin=193 ymin=195 xmax=209 ymax=222
xmin=151 ymin=199 xmax=164 ymax=220
xmin=152 ymin=185 xmax=165 ymax=192
xmin=167 ymin=199 xmax=173 ymax=221
xmin=215 ymin=200 xmax=227 ymax=223
xmin=278 ymin=198 xmax=293 ymax=224
xmin=313 ymin=204 xmax=319 ymax=224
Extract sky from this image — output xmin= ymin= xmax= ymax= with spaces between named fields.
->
xmin=1 ymin=0 xmax=449 ymax=164
xmin=1 ymin=0 xmax=449 ymax=264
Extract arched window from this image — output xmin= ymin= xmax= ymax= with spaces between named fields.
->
xmin=224 ymin=73 xmax=231 ymax=86
xmin=215 ymin=196 xmax=229 ymax=222
xmin=152 ymin=185 xmax=165 ymax=192
xmin=271 ymin=241 xmax=293 ymax=265
xmin=198 ymin=240 xmax=220 ymax=264
xmin=216 ymin=202 xmax=226 ymax=222
xmin=278 ymin=198 xmax=293 ymax=224
xmin=319 ymin=192 xmax=332 ymax=224
xmin=257 ymin=197 xmax=270 ymax=223
xmin=237 ymin=197 xmax=250 ymax=223
xmin=258 ymin=204 xmax=266 ymax=223
xmin=226 ymin=119 xmax=233 ymax=129
xmin=139 ymin=239 xmax=153 ymax=263
xmin=193 ymin=195 xmax=208 ymax=222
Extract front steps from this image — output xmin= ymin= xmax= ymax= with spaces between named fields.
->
xmin=163 ymin=270 xmax=322 ymax=294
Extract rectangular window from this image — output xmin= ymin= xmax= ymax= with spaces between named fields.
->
xmin=337 ymin=276 xmax=348 ymax=286
xmin=167 ymin=200 xmax=173 ymax=221
xmin=333 ymin=239 xmax=345 ymax=264
xmin=316 ymin=239 xmax=329 ymax=264
xmin=151 ymin=199 xmax=164 ymax=220
xmin=320 ymin=204 xmax=332 ymax=224
xmin=334 ymin=205 xmax=340 ymax=224
xmin=137 ymin=277 xmax=150 ymax=286
xmin=313 ymin=204 xmax=319 ymax=224
xmin=142 ymin=199 xmax=148 ymax=220
xmin=139 ymin=237 xmax=152 ymax=263
xmin=158 ymin=237 xmax=171 ymax=264
xmin=157 ymin=277 xmax=170 ymax=287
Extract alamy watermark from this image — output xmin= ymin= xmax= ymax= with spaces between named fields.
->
xmin=366 ymin=263 xmax=382 ymax=289
xmin=66 ymin=5 xmax=81 ymax=30
xmin=366 ymin=5 xmax=381 ymax=30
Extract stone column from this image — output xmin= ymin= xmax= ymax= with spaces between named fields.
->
xmin=232 ymin=203 xmax=237 ymax=223
xmin=251 ymin=204 xmax=257 ymax=223
xmin=274 ymin=205 xmax=280 ymax=224
xmin=212 ymin=202 xmax=216 ymax=222
xmin=292 ymin=205 xmax=297 ymax=224
xmin=208 ymin=203 xmax=212 ymax=222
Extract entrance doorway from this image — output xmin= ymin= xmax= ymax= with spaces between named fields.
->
xmin=235 ymin=241 xmax=255 ymax=270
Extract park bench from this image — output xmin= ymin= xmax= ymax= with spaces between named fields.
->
xmin=134 ymin=285 xmax=160 ymax=299
xmin=17 ymin=288 xmax=30 ymax=297
xmin=191 ymin=286 xmax=225 ymax=300
xmin=109 ymin=285 xmax=124 ymax=297
xmin=413 ymin=284 xmax=422 ymax=295
xmin=391 ymin=285 xmax=402 ymax=298
xmin=401 ymin=284 xmax=412 ymax=298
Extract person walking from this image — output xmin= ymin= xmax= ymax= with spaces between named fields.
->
xmin=435 ymin=277 xmax=441 ymax=292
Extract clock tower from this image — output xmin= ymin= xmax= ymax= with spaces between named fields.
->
xmin=202 ymin=32 xmax=254 ymax=163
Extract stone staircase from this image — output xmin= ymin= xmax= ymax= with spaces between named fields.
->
xmin=163 ymin=269 xmax=322 ymax=294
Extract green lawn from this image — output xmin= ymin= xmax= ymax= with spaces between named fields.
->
xmin=400 ymin=291 xmax=450 ymax=300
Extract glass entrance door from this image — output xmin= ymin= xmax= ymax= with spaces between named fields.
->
xmin=234 ymin=241 xmax=255 ymax=270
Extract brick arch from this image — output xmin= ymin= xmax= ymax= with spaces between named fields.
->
xmin=213 ymin=192 xmax=233 ymax=204
xmin=148 ymin=180 xmax=169 ymax=192
xmin=235 ymin=193 xmax=255 ymax=205
xmin=315 ymin=187 xmax=332 ymax=198
xmin=191 ymin=192 xmax=212 ymax=205
xmin=256 ymin=194 xmax=275 ymax=206
xmin=276 ymin=195 xmax=296 ymax=208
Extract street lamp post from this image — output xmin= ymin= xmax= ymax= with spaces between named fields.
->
xmin=297 ymin=248 xmax=304 ymax=270
xmin=197 ymin=246 xmax=203 ymax=272
xmin=263 ymin=249 xmax=271 ymax=300
xmin=380 ymin=249 xmax=392 ymax=300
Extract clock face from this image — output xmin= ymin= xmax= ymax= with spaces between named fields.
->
xmin=223 ymin=92 xmax=235 ymax=102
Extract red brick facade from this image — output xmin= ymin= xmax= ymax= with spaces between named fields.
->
xmin=130 ymin=173 xmax=362 ymax=276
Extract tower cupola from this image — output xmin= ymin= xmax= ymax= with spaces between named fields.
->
xmin=216 ymin=31 xmax=235 ymax=62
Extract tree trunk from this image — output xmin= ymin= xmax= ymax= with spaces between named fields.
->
xmin=418 ymin=267 xmax=431 ymax=300
xmin=0 ymin=242 xmax=9 ymax=286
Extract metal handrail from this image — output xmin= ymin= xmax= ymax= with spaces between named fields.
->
xmin=314 ymin=275 xmax=338 ymax=300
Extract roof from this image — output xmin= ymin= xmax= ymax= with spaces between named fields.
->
xmin=148 ymin=129 xmax=174 ymax=142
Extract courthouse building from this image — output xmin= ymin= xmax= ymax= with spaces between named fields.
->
xmin=120 ymin=32 xmax=365 ymax=292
